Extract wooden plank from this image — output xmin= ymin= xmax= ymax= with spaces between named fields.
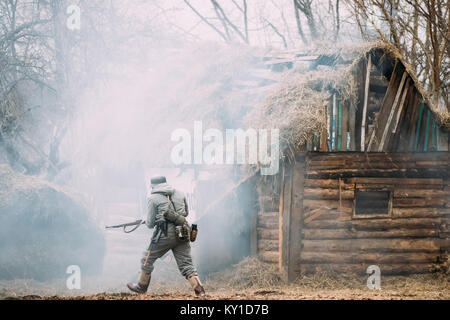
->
xmin=320 ymin=105 xmax=328 ymax=151
xmin=413 ymin=103 xmax=425 ymax=151
xmin=392 ymin=208 xmax=450 ymax=219
xmin=303 ymin=228 xmax=439 ymax=240
xmin=287 ymin=159 xmax=305 ymax=282
xmin=305 ymin=218 xmax=442 ymax=230
xmin=393 ymin=85 xmax=417 ymax=151
xmin=393 ymin=189 xmax=447 ymax=198
xmin=326 ymin=100 xmax=332 ymax=151
xmin=367 ymin=61 xmax=403 ymax=151
xmin=430 ymin=119 xmax=437 ymax=151
xmin=302 ymin=239 xmax=442 ymax=253
xmin=307 ymin=151 xmax=449 ymax=161
xmin=258 ymin=239 xmax=279 ymax=251
xmin=279 ymin=162 xmax=292 ymax=278
xmin=337 ymin=101 xmax=342 ymax=150
xmin=423 ymin=108 xmax=431 ymax=151
xmin=341 ymin=101 xmax=349 ymax=151
xmin=259 ymin=251 xmax=278 ymax=263
xmin=300 ymin=251 xmax=439 ymax=264
xmin=361 ymin=54 xmax=371 ymax=151
xmin=305 ymin=179 xmax=353 ymax=189
xmin=393 ymin=198 xmax=445 ymax=208
xmin=257 ymin=228 xmax=278 ymax=240
xmin=378 ymin=72 xmax=408 ymax=151
xmin=349 ymin=101 xmax=356 ymax=151
xmin=347 ymin=177 xmax=444 ymax=185
xmin=332 ymin=94 xmax=337 ymax=150
xmin=307 ymin=168 xmax=447 ymax=179
xmin=299 ymin=263 xmax=436 ymax=275
xmin=303 ymin=188 xmax=354 ymax=200
xmin=391 ymin=78 xmax=411 ymax=135
xmin=438 ymin=127 xmax=448 ymax=151
xmin=303 ymin=199 xmax=353 ymax=211
xmin=405 ymin=89 xmax=422 ymax=150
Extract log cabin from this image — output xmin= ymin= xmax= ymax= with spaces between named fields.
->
xmin=250 ymin=43 xmax=450 ymax=281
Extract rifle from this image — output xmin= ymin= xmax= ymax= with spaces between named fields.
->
xmin=105 ymin=219 xmax=146 ymax=233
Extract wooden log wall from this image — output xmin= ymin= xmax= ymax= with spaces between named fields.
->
xmin=300 ymin=152 xmax=450 ymax=275
xmin=255 ymin=175 xmax=281 ymax=264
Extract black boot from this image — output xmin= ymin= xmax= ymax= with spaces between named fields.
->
xmin=188 ymin=274 xmax=205 ymax=297
xmin=127 ymin=270 xmax=151 ymax=294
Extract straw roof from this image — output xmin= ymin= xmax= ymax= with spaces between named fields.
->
xmin=246 ymin=41 xmax=449 ymax=154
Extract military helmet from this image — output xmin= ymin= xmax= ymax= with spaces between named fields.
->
xmin=150 ymin=176 xmax=167 ymax=186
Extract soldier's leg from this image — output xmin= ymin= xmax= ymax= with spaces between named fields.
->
xmin=127 ymin=240 xmax=172 ymax=294
xmin=172 ymin=241 xmax=205 ymax=296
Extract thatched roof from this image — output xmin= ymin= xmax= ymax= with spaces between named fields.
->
xmin=246 ymin=41 xmax=449 ymax=154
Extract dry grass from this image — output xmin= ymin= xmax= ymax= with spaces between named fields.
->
xmin=1 ymin=259 xmax=449 ymax=300
xmin=206 ymin=257 xmax=282 ymax=290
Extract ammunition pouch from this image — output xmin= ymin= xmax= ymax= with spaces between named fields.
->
xmin=175 ymin=223 xmax=191 ymax=242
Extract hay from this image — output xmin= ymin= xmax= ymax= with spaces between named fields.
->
xmin=247 ymin=64 xmax=356 ymax=152
xmin=206 ymin=257 xmax=282 ymax=289
xmin=0 ymin=164 xmax=105 ymax=280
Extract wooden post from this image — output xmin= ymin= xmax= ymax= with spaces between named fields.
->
xmin=332 ymin=94 xmax=337 ymax=150
xmin=279 ymin=161 xmax=292 ymax=279
xmin=341 ymin=101 xmax=348 ymax=151
xmin=279 ymin=156 xmax=305 ymax=282
xmin=288 ymin=157 xmax=305 ymax=282
xmin=321 ymin=105 xmax=328 ymax=151
xmin=361 ymin=54 xmax=371 ymax=152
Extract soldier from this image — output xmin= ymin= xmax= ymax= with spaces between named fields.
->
xmin=127 ymin=176 xmax=205 ymax=297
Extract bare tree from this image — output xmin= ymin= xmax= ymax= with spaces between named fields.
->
xmin=183 ymin=0 xmax=249 ymax=44
xmin=347 ymin=0 xmax=449 ymax=111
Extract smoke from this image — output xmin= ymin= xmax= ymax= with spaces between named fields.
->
xmin=0 ymin=1 xmax=273 ymax=296
xmin=50 ymin=39 xmax=267 ymax=293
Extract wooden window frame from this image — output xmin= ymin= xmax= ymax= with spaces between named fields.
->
xmin=352 ymin=188 xmax=393 ymax=219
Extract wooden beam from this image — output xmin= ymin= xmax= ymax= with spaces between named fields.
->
xmin=299 ymin=263 xmax=437 ymax=275
xmin=302 ymin=238 xmax=442 ymax=253
xmin=378 ymin=71 xmax=408 ymax=151
xmin=361 ymin=54 xmax=372 ymax=151
xmin=332 ymin=94 xmax=337 ymax=150
xmin=367 ymin=61 xmax=403 ymax=151
xmin=279 ymin=162 xmax=292 ymax=278
xmin=287 ymin=159 xmax=305 ymax=282
xmin=392 ymin=78 xmax=410 ymax=135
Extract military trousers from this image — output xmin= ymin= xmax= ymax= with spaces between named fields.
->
xmin=141 ymin=223 xmax=197 ymax=278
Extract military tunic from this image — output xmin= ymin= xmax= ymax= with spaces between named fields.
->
xmin=141 ymin=183 xmax=197 ymax=278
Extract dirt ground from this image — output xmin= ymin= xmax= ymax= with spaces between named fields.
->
xmin=2 ymin=258 xmax=449 ymax=300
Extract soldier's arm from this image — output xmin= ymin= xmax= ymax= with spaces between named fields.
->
xmin=146 ymin=198 xmax=157 ymax=228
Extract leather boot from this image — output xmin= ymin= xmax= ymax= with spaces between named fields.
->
xmin=188 ymin=274 xmax=205 ymax=297
xmin=127 ymin=270 xmax=151 ymax=294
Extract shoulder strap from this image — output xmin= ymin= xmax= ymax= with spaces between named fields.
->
xmin=167 ymin=195 xmax=176 ymax=211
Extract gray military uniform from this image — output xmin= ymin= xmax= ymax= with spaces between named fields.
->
xmin=141 ymin=183 xmax=197 ymax=278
